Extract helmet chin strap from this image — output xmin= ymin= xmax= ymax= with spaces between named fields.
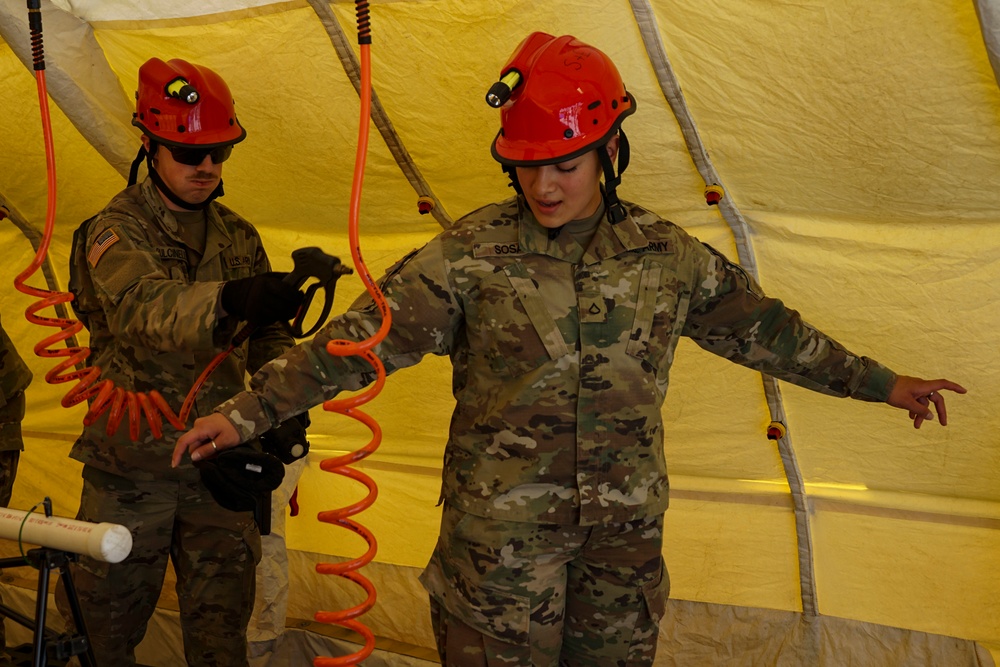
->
xmin=129 ymin=143 xmax=225 ymax=211
xmin=598 ymin=129 xmax=630 ymax=224
xmin=502 ymin=129 xmax=631 ymax=224
xmin=503 ymin=164 xmax=523 ymax=195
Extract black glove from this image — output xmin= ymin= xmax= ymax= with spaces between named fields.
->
xmin=221 ymin=272 xmax=304 ymax=327
xmin=259 ymin=412 xmax=311 ymax=465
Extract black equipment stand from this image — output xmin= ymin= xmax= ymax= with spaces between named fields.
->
xmin=0 ymin=548 xmax=96 ymax=667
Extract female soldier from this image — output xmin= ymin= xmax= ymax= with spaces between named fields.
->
xmin=174 ymin=33 xmax=964 ymax=666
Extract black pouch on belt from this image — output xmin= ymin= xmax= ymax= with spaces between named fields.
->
xmin=196 ymin=444 xmax=285 ymax=535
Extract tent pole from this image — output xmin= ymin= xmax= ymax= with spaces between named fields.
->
xmin=628 ymin=0 xmax=819 ymax=616
xmin=0 ymin=0 xmax=136 ymax=180
xmin=307 ymin=0 xmax=454 ymax=230
xmin=973 ymin=0 xmax=1000 ymax=90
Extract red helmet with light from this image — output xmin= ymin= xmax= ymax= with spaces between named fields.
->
xmin=490 ymin=33 xmax=635 ymax=167
xmin=487 ymin=33 xmax=636 ymax=222
xmin=132 ymin=57 xmax=246 ymax=148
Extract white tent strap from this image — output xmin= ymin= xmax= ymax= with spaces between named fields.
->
xmin=627 ymin=0 xmax=818 ymax=616
xmin=307 ymin=0 xmax=454 ymax=229
xmin=626 ymin=0 xmax=757 ymax=274
xmin=762 ymin=378 xmax=817 ymax=616
xmin=0 ymin=1 xmax=138 ymax=179
xmin=974 ymin=0 xmax=1000 ymax=90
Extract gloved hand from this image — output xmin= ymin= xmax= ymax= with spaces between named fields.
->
xmin=221 ymin=272 xmax=304 ymax=326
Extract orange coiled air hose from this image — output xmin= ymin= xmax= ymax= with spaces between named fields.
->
xmin=20 ymin=2 xmax=385 ymax=661
xmin=15 ymin=2 xmax=262 ymax=443
xmin=311 ymin=2 xmax=386 ymax=665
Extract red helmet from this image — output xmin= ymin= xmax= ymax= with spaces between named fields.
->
xmin=491 ymin=33 xmax=635 ymax=166
xmin=132 ymin=58 xmax=246 ymax=148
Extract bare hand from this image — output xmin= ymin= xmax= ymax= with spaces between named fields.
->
xmin=171 ymin=413 xmax=241 ymax=467
xmin=885 ymin=375 xmax=967 ymax=428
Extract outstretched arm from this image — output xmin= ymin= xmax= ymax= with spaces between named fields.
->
xmin=885 ymin=375 xmax=967 ymax=428
xmin=172 ymin=413 xmax=240 ymax=467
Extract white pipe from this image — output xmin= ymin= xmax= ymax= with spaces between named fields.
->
xmin=0 ymin=508 xmax=132 ymax=564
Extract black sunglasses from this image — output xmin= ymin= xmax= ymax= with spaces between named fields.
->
xmin=164 ymin=144 xmax=233 ymax=166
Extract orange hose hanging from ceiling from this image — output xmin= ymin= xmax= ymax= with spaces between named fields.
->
xmin=17 ymin=1 xmax=385 ymax=661
xmin=311 ymin=1 xmax=387 ymax=665
xmin=15 ymin=1 xmax=256 ymax=444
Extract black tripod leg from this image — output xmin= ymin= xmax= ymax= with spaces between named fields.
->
xmin=31 ymin=556 xmax=49 ymax=667
xmin=56 ymin=559 xmax=96 ymax=667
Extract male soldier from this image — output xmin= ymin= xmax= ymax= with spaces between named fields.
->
xmin=63 ymin=58 xmax=301 ymax=666
xmin=174 ymin=34 xmax=966 ymax=666
xmin=0 ymin=314 xmax=32 ymax=656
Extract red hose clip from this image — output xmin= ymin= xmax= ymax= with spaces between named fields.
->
xmin=766 ymin=421 xmax=786 ymax=441
xmin=417 ymin=196 xmax=435 ymax=215
xmin=704 ymin=184 xmax=724 ymax=206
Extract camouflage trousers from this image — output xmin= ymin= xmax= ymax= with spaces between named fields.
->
xmin=58 ymin=465 xmax=261 ymax=667
xmin=0 ymin=390 xmax=25 ymax=654
xmin=420 ymin=503 xmax=668 ymax=667
xmin=248 ymin=456 xmax=306 ymax=651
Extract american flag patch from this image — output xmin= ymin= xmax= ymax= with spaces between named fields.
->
xmin=87 ymin=228 xmax=120 ymax=267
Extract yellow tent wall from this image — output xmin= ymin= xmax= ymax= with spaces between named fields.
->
xmin=0 ymin=0 xmax=997 ymax=664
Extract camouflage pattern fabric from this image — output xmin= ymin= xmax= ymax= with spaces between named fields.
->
xmin=248 ymin=456 xmax=307 ymax=651
xmin=62 ymin=176 xmax=290 ymax=665
xmin=68 ymin=177 xmax=292 ymax=480
xmin=0 ymin=313 xmax=32 ymax=453
xmin=216 ymin=196 xmax=896 ymax=527
xmin=0 ymin=448 xmax=16 ymax=655
xmin=63 ymin=466 xmax=260 ymax=666
xmin=0 ymin=316 xmax=30 ymax=654
xmin=420 ymin=503 xmax=667 ymax=666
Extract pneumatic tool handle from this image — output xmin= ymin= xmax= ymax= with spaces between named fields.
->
xmin=282 ymin=247 xmax=353 ymax=339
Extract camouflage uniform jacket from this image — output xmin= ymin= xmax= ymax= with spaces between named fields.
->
xmin=69 ymin=177 xmax=292 ymax=481
xmin=0 ymin=314 xmax=33 ymax=451
xmin=217 ymin=197 xmax=896 ymax=525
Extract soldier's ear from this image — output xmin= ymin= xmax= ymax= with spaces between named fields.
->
xmin=604 ymin=135 xmax=620 ymax=164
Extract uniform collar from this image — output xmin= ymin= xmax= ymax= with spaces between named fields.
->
xmin=516 ymin=197 xmax=650 ymax=266
xmin=139 ymin=176 xmax=233 ymax=262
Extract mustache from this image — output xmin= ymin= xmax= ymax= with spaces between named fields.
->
xmin=190 ymin=171 xmax=218 ymax=180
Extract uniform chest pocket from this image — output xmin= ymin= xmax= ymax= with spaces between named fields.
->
xmin=625 ymin=260 xmax=689 ymax=373
xmin=473 ymin=263 xmax=570 ymax=377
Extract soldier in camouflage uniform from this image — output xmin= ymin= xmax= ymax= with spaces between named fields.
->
xmin=62 ymin=58 xmax=301 ymax=667
xmin=173 ymin=34 xmax=966 ymax=666
xmin=0 ymin=314 xmax=32 ymax=655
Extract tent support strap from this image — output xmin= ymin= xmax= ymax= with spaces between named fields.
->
xmin=628 ymin=0 xmax=818 ymax=615
xmin=307 ymin=0 xmax=454 ymax=229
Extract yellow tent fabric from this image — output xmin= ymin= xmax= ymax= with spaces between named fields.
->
xmin=0 ymin=1 xmax=997 ymax=664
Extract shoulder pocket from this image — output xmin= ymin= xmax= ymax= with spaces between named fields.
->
xmin=625 ymin=258 xmax=689 ymax=373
